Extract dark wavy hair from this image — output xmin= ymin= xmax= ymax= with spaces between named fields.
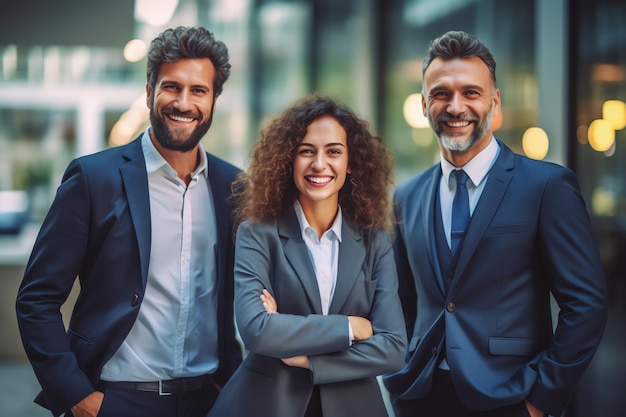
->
xmin=233 ymin=94 xmax=394 ymax=233
xmin=147 ymin=26 xmax=231 ymax=95
xmin=422 ymin=30 xmax=497 ymax=87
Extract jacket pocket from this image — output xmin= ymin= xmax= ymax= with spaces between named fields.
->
xmin=68 ymin=328 xmax=91 ymax=363
xmin=488 ymin=337 xmax=538 ymax=357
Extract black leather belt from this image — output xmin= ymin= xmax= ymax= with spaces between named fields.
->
xmin=99 ymin=374 xmax=214 ymax=396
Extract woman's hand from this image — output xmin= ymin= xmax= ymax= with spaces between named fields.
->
xmin=281 ymin=355 xmax=310 ymax=369
xmin=260 ymin=289 xmax=278 ymax=313
xmin=260 ymin=290 xmax=310 ymax=369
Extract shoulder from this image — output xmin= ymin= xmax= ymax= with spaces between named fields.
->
xmin=237 ymin=218 xmax=279 ymax=240
xmin=207 ymin=152 xmax=242 ymax=181
xmin=506 ymin=149 xmax=578 ymax=189
xmin=395 ymin=164 xmax=439 ymax=197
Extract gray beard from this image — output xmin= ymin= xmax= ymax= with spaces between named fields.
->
xmin=433 ymin=106 xmax=493 ymax=153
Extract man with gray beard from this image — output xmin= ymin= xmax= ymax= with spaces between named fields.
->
xmin=383 ymin=30 xmax=608 ymax=417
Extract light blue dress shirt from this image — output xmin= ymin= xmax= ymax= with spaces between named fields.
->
xmin=101 ymin=130 xmax=219 ymax=382
xmin=439 ymin=137 xmax=500 ymax=249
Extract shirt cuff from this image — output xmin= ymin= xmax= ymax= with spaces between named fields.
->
xmin=348 ymin=319 xmax=355 ymax=345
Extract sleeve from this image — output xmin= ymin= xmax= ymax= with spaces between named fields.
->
xmin=234 ymin=221 xmax=351 ymax=359
xmin=15 ymin=158 xmax=95 ymax=417
xmin=527 ymin=167 xmax=609 ymax=415
xmin=308 ymin=231 xmax=407 ymax=384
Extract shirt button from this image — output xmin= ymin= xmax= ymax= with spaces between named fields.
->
xmin=446 ymin=302 xmax=456 ymax=312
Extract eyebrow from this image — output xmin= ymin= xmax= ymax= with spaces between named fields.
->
xmin=159 ymin=79 xmax=212 ymax=92
xmin=297 ymin=142 xmax=346 ymax=148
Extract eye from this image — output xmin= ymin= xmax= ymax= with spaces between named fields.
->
xmin=298 ymin=148 xmax=314 ymax=155
xmin=465 ymin=90 xmax=479 ymax=97
xmin=327 ymin=148 xmax=342 ymax=155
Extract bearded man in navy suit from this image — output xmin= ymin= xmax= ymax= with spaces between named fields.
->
xmin=383 ymin=31 xmax=608 ymax=417
xmin=16 ymin=26 xmax=242 ymax=417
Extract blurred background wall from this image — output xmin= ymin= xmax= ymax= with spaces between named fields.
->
xmin=0 ymin=0 xmax=624 ymax=415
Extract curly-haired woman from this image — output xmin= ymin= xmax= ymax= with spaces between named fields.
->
xmin=208 ymin=94 xmax=407 ymax=417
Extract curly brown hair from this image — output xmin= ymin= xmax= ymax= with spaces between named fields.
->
xmin=232 ymin=94 xmax=394 ymax=233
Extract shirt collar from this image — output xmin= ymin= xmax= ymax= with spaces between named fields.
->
xmin=440 ymin=136 xmax=499 ymax=189
xmin=293 ymin=200 xmax=343 ymax=242
xmin=141 ymin=129 xmax=208 ymax=180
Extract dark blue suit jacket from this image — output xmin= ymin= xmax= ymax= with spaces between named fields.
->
xmin=383 ymin=140 xmax=608 ymax=416
xmin=15 ymin=136 xmax=242 ymax=417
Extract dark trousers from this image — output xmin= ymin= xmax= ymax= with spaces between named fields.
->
xmin=391 ymin=368 xmax=531 ymax=417
xmin=304 ymin=385 xmax=323 ymax=417
xmin=80 ymin=383 xmax=220 ymax=417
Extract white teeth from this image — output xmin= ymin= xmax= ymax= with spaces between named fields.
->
xmin=447 ymin=120 xmax=470 ymax=127
xmin=169 ymin=114 xmax=194 ymax=123
xmin=306 ymin=176 xmax=332 ymax=184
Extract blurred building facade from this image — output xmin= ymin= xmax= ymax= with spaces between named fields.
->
xmin=0 ymin=0 xmax=624 ymax=415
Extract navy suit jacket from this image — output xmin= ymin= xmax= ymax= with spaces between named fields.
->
xmin=208 ymin=207 xmax=407 ymax=417
xmin=383 ymin=140 xmax=608 ymax=416
xmin=15 ymin=136 xmax=242 ymax=417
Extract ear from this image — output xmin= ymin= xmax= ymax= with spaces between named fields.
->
xmin=421 ymin=92 xmax=427 ymax=116
xmin=145 ymin=84 xmax=152 ymax=109
xmin=211 ymin=94 xmax=219 ymax=114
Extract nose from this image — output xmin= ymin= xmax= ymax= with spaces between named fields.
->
xmin=174 ymin=90 xmax=193 ymax=111
xmin=447 ymin=93 xmax=465 ymax=116
xmin=311 ymin=153 xmax=325 ymax=170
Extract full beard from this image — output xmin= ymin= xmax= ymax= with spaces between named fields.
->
xmin=431 ymin=106 xmax=493 ymax=152
xmin=149 ymin=108 xmax=214 ymax=152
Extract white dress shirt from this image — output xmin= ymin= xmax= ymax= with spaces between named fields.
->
xmin=293 ymin=201 xmax=353 ymax=343
xmin=101 ymin=130 xmax=219 ymax=382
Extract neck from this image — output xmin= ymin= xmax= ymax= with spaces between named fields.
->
xmin=299 ymin=198 xmax=338 ymax=240
xmin=150 ymin=132 xmax=200 ymax=185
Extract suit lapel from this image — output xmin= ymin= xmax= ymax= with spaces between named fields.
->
xmin=423 ymin=167 xmax=447 ymax=297
xmin=329 ymin=220 xmax=365 ymax=314
xmin=206 ymin=153 xmax=230 ymax=288
xmin=278 ymin=208 xmax=324 ymax=314
xmin=452 ymin=140 xmax=514 ymax=282
xmin=120 ymin=138 xmax=151 ymax=288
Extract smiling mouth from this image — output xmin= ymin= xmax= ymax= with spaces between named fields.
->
xmin=167 ymin=114 xmax=196 ymax=123
xmin=305 ymin=176 xmax=333 ymax=184
xmin=444 ymin=120 xmax=472 ymax=128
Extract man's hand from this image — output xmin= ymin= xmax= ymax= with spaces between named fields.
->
xmin=281 ymin=355 xmax=310 ymax=369
xmin=260 ymin=289 xmax=278 ymax=314
xmin=70 ymin=391 xmax=104 ymax=417
xmin=525 ymin=400 xmax=545 ymax=417
xmin=348 ymin=316 xmax=373 ymax=342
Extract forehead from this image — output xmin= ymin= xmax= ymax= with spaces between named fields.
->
xmin=301 ymin=116 xmax=347 ymax=144
xmin=423 ymin=56 xmax=492 ymax=89
xmin=157 ymin=58 xmax=216 ymax=84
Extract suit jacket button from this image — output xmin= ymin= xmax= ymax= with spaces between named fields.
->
xmin=446 ymin=302 xmax=456 ymax=312
xmin=131 ymin=294 xmax=139 ymax=306
xmin=431 ymin=346 xmax=437 ymax=356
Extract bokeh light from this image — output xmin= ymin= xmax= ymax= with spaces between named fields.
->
xmin=403 ymin=93 xmax=429 ymax=128
xmin=522 ymin=127 xmax=549 ymax=160
xmin=588 ymin=119 xmax=615 ymax=152
xmin=123 ymin=39 xmax=147 ymax=63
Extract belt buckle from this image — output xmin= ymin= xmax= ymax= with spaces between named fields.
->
xmin=158 ymin=380 xmax=172 ymax=396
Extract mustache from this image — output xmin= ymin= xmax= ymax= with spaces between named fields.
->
xmin=163 ymin=107 xmax=201 ymax=119
xmin=436 ymin=112 xmax=478 ymax=123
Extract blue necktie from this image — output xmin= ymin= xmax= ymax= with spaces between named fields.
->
xmin=451 ymin=169 xmax=470 ymax=255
